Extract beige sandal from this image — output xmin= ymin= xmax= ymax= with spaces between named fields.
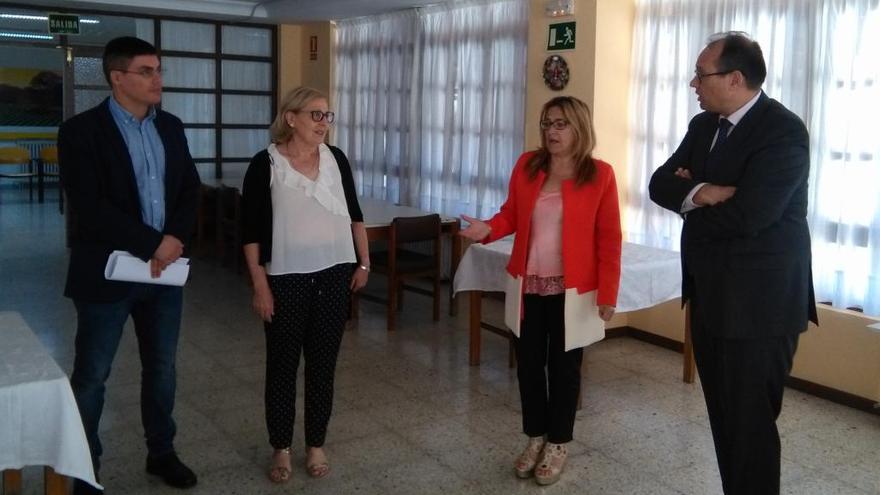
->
xmin=306 ymin=447 xmax=330 ymax=479
xmin=268 ymin=448 xmax=291 ymax=484
xmin=535 ymin=442 xmax=567 ymax=485
xmin=513 ymin=436 xmax=545 ymax=479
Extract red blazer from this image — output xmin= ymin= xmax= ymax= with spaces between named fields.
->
xmin=485 ymin=151 xmax=622 ymax=306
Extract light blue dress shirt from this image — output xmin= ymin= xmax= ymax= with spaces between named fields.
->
xmin=107 ymin=96 xmax=166 ymax=231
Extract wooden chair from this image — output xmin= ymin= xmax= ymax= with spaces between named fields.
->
xmin=0 ymin=146 xmax=36 ymax=203
xmin=215 ymin=184 xmax=242 ymax=272
xmin=38 ymin=145 xmax=61 ymax=211
xmin=195 ymin=184 xmax=218 ymax=256
xmin=371 ymin=214 xmax=442 ymax=331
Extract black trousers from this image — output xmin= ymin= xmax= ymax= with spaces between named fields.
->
xmin=514 ymin=293 xmax=583 ymax=444
xmin=264 ymin=263 xmax=351 ymax=449
xmin=691 ymin=299 xmax=799 ymax=495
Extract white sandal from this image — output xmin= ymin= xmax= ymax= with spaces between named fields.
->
xmin=535 ymin=442 xmax=567 ymax=485
xmin=268 ymin=447 xmax=291 ymax=484
xmin=513 ymin=436 xmax=545 ymax=479
xmin=306 ymin=447 xmax=330 ymax=479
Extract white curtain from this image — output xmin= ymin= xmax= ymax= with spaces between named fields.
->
xmin=334 ymin=0 xmax=528 ymax=219
xmin=627 ymin=0 xmax=880 ymax=315
xmin=335 ymin=10 xmax=419 ymax=202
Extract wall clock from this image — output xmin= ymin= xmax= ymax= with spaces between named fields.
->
xmin=542 ymin=54 xmax=569 ymax=91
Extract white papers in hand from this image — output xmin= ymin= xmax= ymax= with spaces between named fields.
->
xmin=104 ymin=250 xmax=190 ymax=286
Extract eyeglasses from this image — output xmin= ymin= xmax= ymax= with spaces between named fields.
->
xmin=693 ymin=70 xmax=732 ymax=83
xmin=114 ymin=67 xmax=164 ymax=79
xmin=302 ymin=110 xmax=335 ymax=124
xmin=540 ymin=119 xmax=569 ymax=130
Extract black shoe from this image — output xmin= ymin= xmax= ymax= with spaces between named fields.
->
xmin=72 ymin=479 xmax=104 ymax=495
xmin=146 ymin=452 xmax=198 ymax=489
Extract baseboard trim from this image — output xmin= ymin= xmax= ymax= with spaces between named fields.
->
xmin=610 ymin=326 xmax=878 ymax=416
xmin=609 ymin=326 xmax=684 ymax=353
xmin=785 ymin=376 xmax=879 ymax=416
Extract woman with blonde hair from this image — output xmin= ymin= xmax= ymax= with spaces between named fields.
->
xmin=240 ymin=86 xmax=370 ymax=483
xmin=460 ymin=96 xmax=621 ymax=485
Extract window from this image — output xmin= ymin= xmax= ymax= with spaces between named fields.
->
xmin=0 ymin=5 xmax=276 ymax=184
xmin=626 ymin=0 xmax=880 ymax=315
xmin=159 ymin=20 xmax=276 ymax=181
xmin=334 ymin=0 xmax=527 ymax=219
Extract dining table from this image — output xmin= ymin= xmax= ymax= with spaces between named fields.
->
xmin=0 ymin=312 xmax=101 ymax=494
xmin=452 ymin=238 xmax=696 ymax=383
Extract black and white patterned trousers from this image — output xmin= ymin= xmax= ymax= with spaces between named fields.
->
xmin=264 ymin=263 xmax=352 ymax=449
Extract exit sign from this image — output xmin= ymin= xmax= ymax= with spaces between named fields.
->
xmin=48 ymin=13 xmax=80 ymax=35
xmin=547 ymin=22 xmax=575 ymax=51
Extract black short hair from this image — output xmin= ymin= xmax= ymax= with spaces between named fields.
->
xmin=710 ymin=32 xmax=766 ymax=90
xmin=102 ymin=36 xmax=157 ymax=85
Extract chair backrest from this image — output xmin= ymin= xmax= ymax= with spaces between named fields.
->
xmin=0 ymin=146 xmax=31 ymax=165
xmin=391 ymin=214 xmax=441 ymax=244
xmin=217 ymin=185 xmax=241 ymax=223
xmin=40 ymin=146 xmax=58 ymax=164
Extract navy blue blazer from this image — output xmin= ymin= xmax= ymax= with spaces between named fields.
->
xmin=59 ymin=98 xmax=201 ymax=302
xmin=649 ymin=93 xmax=818 ymax=338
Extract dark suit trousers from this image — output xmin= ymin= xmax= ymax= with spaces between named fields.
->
xmin=515 ymin=293 xmax=583 ymax=444
xmin=690 ymin=298 xmax=799 ymax=495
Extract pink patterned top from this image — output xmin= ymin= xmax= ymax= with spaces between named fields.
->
xmin=524 ymin=190 xmax=565 ymax=295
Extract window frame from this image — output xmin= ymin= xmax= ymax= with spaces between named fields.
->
xmin=0 ymin=1 xmax=277 ymax=180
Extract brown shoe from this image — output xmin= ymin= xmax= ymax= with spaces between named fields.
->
xmin=513 ymin=436 xmax=545 ymax=479
xmin=535 ymin=442 xmax=567 ymax=485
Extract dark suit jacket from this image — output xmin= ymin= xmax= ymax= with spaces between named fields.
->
xmin=649 ymin=92 xmax=818 ymax=338
xmin=59 ymin=98 xmax=201 ymax=302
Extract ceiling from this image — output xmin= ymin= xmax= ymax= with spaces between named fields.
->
xmin=7 ymin=0 xmax=447 ymax=23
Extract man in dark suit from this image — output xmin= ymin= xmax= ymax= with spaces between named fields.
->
xmin=59 ymin=37 xmax=200 ymax=494
xmin=649 ymin=32 xmax=818 ymax=495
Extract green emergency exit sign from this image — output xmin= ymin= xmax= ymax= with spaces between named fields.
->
xmin=48 ymin=13 xmax=80 ymax=35
xmin=547 ymin=22 xmax=575 ymax=51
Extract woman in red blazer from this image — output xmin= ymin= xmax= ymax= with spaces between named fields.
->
xmin=461 ymin=96 xmax=621 ymax=486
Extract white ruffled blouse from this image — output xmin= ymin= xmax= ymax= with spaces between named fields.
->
xmin=265 ymin=142 xmax=356 ymax=275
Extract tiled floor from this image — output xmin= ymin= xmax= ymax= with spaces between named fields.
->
xmin=2 ymin=189 xmax=878 ymax=495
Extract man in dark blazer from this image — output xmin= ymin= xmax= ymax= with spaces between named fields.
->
xmin=59 ymin=37 xmax=200 ymax=494
xmin=649 ymin=32 xmax=818 ymax=495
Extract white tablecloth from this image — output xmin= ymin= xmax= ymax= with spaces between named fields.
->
xmin=453 ymin=238 xmax=681 ymax=312
xmin=0 ymin=312 xmax=101 ymax=490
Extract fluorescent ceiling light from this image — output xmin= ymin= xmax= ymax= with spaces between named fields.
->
xmin=0 ymin=31 xmax=54 ymax=40
xmin=0 ymin=13 xmax=100 ymax=24
xmin=0 ymin=13 xmax=45 ymax=21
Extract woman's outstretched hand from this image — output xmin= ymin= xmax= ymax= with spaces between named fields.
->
xmin=459 ymin=214 xmax=491 ymax=242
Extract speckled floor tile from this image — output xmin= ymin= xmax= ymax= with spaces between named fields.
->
xmin=3 ymin=191 xmax=877 ymax=495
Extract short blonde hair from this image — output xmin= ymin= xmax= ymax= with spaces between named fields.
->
xmin=526 ymin=96 xmax=597 ymax=185
xmin=269 ymin=86 xmax=327 ymax=143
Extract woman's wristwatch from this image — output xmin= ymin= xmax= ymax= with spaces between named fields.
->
xmin=358 ymin=264 xmax=370 ymax=272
